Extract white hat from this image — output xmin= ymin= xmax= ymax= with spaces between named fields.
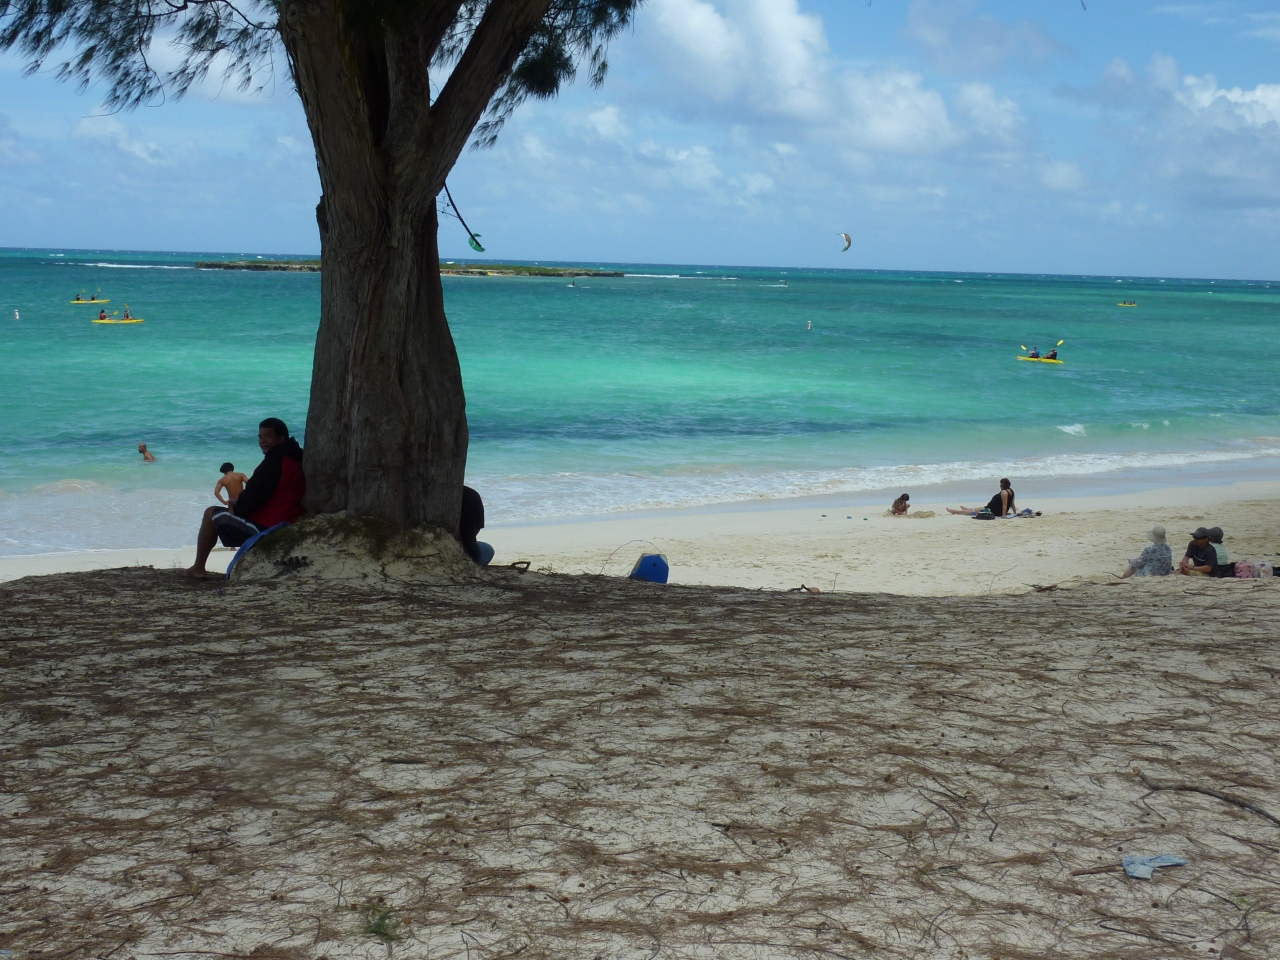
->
xmin=1148 ymin=525 xmax=1166 ymax=543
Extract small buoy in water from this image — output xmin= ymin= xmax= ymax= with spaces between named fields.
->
xmin=807 ymin=320 xmax=812 ymax=330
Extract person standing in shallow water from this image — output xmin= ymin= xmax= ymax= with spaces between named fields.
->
xmin=138 ymin=443 xmax=156 ymax=462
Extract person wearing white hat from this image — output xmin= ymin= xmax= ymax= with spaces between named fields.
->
xmin=1121 ymin=525 xmax=1174 ymax=578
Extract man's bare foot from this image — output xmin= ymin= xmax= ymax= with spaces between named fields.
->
xmin=182 ymin=567 xmax=208 ymax=580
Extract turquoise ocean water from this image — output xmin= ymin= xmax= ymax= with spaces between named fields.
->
xmin=2 ymin=247 xmax=1278 ymax=554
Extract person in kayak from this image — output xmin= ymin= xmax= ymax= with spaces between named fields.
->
xmin=947 ymin=478 xmax=1016 ymax=517
xmin=1028 ymin=347 xmax=1040 ymax=358
xmin=1045 ymin=347 xmax=1058 ymax=360
xmin=122 ymin=307 xmax=132 ymax=320
xmin=98 ymin=309 xmax=108 ymax=320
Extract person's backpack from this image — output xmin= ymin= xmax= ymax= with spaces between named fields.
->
xmin=972 ymin=508 xmax=995 ymax=520
xmin=1234 ymin=560 xmax=1256 ymax=579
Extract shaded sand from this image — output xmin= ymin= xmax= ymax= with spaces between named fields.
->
xmin=2 ymin=567 xmax=1278 ymax=959
xmin=488 ymin=481 xmax=1280 ymax=593
xmin=0 ymin=547 xmax=231 ymax=582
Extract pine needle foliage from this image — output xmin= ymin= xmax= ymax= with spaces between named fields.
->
xmin=0 ymin=0 xmax=642 ymax=148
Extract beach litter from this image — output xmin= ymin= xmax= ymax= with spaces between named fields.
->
xmin=1122 ymin=854 xmax=1188 ymax=879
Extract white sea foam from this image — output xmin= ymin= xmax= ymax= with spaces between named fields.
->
xmin=32 ymin=479 xmax=106 ymax=493
xmin=77 ymin=262 xmax=193 ymax=270
xmin=477 ymin=442 xmax=1280 ymax=522
xmin=1057 ymin=424 xmax=1086 ymax=436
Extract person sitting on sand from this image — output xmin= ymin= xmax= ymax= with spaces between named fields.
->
xmin=459 ymin=486 xmax=494 ymax=566
xmin=947 ymin=478 xmax=1015 ymax=518
xmin=1209 ymin=527 xmax=1228 ymax=566
xmin=891 ymin=493 xmax=910 ymax=516
xmin=1177 ymin=527 xmax=1218 ymax=577
xmin=138 ymin=442 xmax=156 ymax=462
xmin=185 ymin=418 xmax=305 ymax=579
xmin=214 ymin=462 xmax=249 ymax=507
xmin=1121 ymin=525 xmax=1173 ymax=578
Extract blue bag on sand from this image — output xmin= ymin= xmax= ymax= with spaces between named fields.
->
xmin=629 ymin=553 xmax=670 ymax=584
xmin=1122 ymin=854 xmax=1187 ymax=879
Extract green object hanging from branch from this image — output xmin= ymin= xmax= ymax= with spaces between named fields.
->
xmin=444 ymin=182 xmax=484 ymax=254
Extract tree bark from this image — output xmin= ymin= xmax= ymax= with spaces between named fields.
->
xmin=278 ymin=0 xmax=552 ymax=534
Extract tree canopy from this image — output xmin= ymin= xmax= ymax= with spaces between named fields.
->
xmin=0 ymin=0 xmax=639 ymax=147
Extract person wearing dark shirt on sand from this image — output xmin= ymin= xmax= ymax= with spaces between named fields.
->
xmin=947 ymin=478 xmax=1015 ymax=517
xmin=1178 ymin=527 xmax=1218 ymax=577
xmin=459 ymin=486 xmax=494 ymax=566
xmin=185 ymin=418 xmax=305 ymax=579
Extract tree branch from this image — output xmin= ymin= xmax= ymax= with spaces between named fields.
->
xmin=421 ymin=0 xmax=554 ymax=199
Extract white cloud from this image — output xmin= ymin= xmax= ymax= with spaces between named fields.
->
xmin=639 ymin=0 xmax=955 ymax=158
xmin=74 ymin=115 xmax=165 ymax=163
xmin=837 ymin=70 xmax=954 ymax=153
xmin=1177 ymin=74 xmax=1280 ymax=128
xmin=643 ymin=0 xmax=828 ymax=121
xmin=1041 ymin=160 xmax=1083 ymax=191
xmin=906 ymin=0 xmax=1069 ymax=75
xmin=955 ymin=82 xmax=1023 ymax=141
xmin=588 ymin=106 xmax=628 ymax=141
xmin=1070 ymin=54 xmax=1280 ymax=208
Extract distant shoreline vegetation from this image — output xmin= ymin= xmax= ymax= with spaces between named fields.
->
xmin=194 ymin=260 xmax=623 ymax=277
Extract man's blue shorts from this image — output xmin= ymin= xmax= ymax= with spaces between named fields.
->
xmin=211 ymin=508 xmax=260 ymax=548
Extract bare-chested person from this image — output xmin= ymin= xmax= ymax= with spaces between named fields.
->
xmin=138 ymin=442 xmax=156 ymax=462
xmin=214 ymin=462 xmax=249 ymax=507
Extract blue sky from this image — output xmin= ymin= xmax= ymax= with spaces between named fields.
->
xmin=3 ymin=0 xmax=1280 ymax=278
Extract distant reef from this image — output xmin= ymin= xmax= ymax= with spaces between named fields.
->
xmin=195 ymin=259 xmax=622 ymax=277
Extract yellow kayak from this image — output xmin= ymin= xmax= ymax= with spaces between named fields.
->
xmin=1117 ymin=301 xmax=1137 ymax=307
xmin=93 ymin=318 xmax=144 ymax=324
xmin=71 ymin=299 xmax=110 ymax=304
xmin=1017 ymin=355 xmax=1063 ymax=364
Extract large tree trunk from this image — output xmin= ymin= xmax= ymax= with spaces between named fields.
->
xmin=278 ymin=0 xmax=553 ymax=534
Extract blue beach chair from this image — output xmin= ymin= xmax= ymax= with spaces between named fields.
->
xmin=225 ymin=522 xmax=292 ymax=580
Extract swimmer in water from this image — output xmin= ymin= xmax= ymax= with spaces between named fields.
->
xmin=138 ymin=442 xmax=156 ymax=463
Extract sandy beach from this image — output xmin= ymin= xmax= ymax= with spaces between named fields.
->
xmin=2 ymin=565 xmax=1277 ymax=959
xmin=4 ymin=479 xmax=1277 ymax=591
xmin=486 ymin=479 xmax=1280 ymax=593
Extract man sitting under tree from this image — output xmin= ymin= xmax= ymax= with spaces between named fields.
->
xmin=185 ymin=418 xmax=306 ymax=579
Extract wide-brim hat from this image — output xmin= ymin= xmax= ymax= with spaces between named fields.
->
xmin=1148 ymin=525 xmax=1166 ymax=543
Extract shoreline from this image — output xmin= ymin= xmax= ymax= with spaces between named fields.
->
xmin=4 ymin=477 xmax=1276 ymax=592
